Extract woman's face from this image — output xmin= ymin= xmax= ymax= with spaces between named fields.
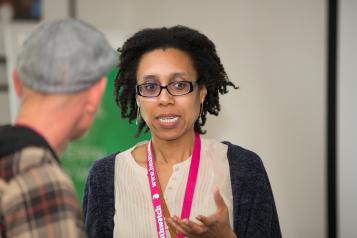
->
xmin=136 ymin=48 xmax=207 ymax=141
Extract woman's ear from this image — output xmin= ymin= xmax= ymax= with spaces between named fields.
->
xmin=199 ymin=85 xmax=207 ymax=103
xmin=136 ymin=95 xmax=140 ymax=107
xmin=12 ymin=70 xmax=23 ymax=98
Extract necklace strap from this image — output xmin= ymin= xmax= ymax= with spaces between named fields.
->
xmin=180 ymin=132 xmax=201 ymax=220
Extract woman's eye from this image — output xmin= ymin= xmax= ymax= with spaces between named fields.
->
xmin=144 ymin=84 xmax=158 ymax=91
xmin=173 ymin=82 xmax=187 ymax=90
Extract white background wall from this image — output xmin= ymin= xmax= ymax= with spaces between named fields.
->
xmin=1 ymin=0 xmax=327 ymax=237
xmin=338 ymin=1 xmax=357 ymax=237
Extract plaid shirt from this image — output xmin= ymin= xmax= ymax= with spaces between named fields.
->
xmin=0 ymin=125 xmax=86 ymax=237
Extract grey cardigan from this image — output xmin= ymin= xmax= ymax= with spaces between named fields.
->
xmin=83 ymin=141 xmax=282 ymax=238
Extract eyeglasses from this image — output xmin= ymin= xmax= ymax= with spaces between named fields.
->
xmin=136 ymin=81 xmax=195 ymax=97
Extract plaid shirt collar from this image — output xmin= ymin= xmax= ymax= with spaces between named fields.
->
xmin=0 ymin=124 xmax=59 ymax=162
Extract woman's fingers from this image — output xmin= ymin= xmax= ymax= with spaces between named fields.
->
xmin=195 ymin=188 xmax=228 ymax=227
xmin=213 ymin=187 xmax=227 ymax=212
xmin=165 ymin=189 xmax=231 ymax=237
xmin=168 ymin=216 xmax=209 ymax=236
xmin=195 ymin=214 xmax=217 ymax=227
xmin=166 ymin=217 xmax=188 ymax=236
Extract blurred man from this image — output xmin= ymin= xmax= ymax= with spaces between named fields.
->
xmin=0 ymin=18 xmax=118 ymax=237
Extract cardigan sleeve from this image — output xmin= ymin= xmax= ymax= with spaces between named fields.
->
xmin=223 ymin=142 xmax=282 ymax=238
xmin=83 ymin=153 xmax=117 ymax=238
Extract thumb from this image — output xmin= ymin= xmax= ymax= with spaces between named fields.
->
xmin=213 ymin=187 xmax=227 ymax=211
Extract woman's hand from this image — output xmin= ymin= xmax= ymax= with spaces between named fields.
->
xmin=166 ymin=188 xmax=237 ymax=238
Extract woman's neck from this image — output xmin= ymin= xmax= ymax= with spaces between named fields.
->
xmin=151 ymin=130 xmax=195 ymax=165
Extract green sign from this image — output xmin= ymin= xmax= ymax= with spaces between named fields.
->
xmin=61 ymin=69 xmax=150 ymax=203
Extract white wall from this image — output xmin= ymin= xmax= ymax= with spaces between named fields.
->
xmin=338 ymin=1 xmax=357 ymax=237
xmin=77 ymin=1 xmax=327 ymax=237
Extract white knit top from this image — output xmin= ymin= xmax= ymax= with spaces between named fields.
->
xmin=113 ymin=138 xmax=233 ymax=238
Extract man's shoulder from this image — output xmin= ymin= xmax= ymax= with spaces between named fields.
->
xmin=0 ymin=146 xmax=58 ymax=181
xmin=0 ymin=146 xmax=85 ymax=238
xmin=0 ymin=146 xmax=74 ymax=200
xmin=0 ymin=124 xmax=58 ymax=160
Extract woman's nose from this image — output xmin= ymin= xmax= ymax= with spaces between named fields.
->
xmin=157 ymin=87 xmax=174 ymax=105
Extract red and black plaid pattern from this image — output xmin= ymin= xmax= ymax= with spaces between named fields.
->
xmin=0 ymin=146 xmax=86 ymax=237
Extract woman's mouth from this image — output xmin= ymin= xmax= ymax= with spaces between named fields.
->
xmin=158 ymin=116 xmax=178 ymax=123
xmin=156 ymin=115 xmax=180 ymax=127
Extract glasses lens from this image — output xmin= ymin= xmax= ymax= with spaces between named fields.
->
xmin=137 ymin=81 xmax=194 ymax=97
xmin=139 ymin=83 xmax=160 ymax=97
xmin=168 ymin=81 xmax=191 ymax=96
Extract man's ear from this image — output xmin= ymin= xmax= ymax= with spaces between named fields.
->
xmin=12 ymin=70 xmax=23 ymax=98
xmin=85 ymin=77 xmax=107 ymax=114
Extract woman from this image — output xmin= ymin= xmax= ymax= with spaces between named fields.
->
xmin=83 ymin=26 xmax=281 ymax=238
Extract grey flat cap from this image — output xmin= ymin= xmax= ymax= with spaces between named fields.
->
xmin=17 ymin=18 xmax=119 ymax=93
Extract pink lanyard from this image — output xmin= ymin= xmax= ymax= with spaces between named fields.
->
xmin=146 ymin=132 xmax=201 ymax=238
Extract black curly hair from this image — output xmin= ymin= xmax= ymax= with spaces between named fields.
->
xmin=114 ymin=25 xmax=238 ymax=137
